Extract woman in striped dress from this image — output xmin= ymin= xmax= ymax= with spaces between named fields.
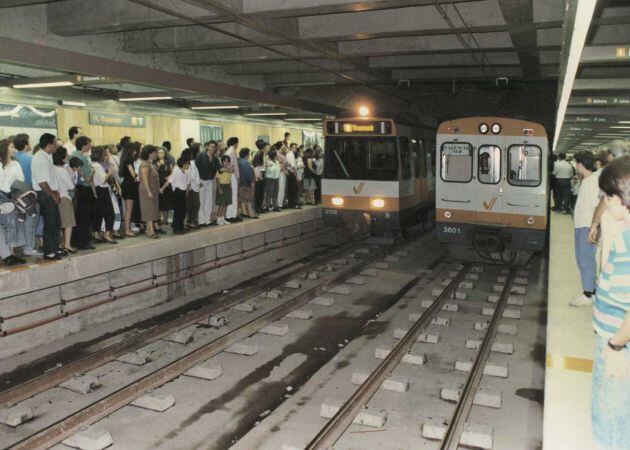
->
xmin=591 ymin=156 xmax=630 ymax=450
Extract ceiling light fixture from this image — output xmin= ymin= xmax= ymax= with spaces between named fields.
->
xmin=13 ymin=81 xmax=74 ymax=89
xmin=59 ymin=100 xmax=86 ymax=107
xmin=119 ymin=96 xmax=173 ymax=102
xmin=285 ymin=118 xmax=322 ymax=121
xmin=244 ymin=112 xmax=287 ymax=116
xmin=191 ymin=105 xmax=240 ymax=110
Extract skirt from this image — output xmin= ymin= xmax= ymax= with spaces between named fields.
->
xmin=58 ymin=197 xmax=76 ymax=229
xmin=216 ymin=184 xmax=232 ymax=206
xmin=121 ymin=180 xmax=137 ymax=200
xmin=159 ymin=185 xmax=173 ymax=211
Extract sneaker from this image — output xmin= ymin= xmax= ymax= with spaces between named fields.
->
xmin=569 ymin=294 xmax=593 ymax=307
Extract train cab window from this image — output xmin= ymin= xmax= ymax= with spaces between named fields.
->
xmin=399 ymin=137 xmax=411 ymax=179
xmin=412 ymin=140 xmax=425 ymax=178
xmin=324 ymin=136 xmax=398 ymax=181
xmin=477 ymin=145 xmax=501 ymax=184
xmin=507 ymin=145 xmax=542 ymax=187
xmin=440 ymin=142 xmax=472 ymax=183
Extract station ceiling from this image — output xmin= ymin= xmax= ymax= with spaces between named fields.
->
xmin=0 ymin=0 xmax=627 ymax=146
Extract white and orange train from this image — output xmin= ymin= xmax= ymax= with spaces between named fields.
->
xmin=435 ymin=116 xmax=549 ymax=257
xmin=321 ymin=116 xmax=435 ymax=234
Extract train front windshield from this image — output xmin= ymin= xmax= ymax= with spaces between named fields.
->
xmin=324 ymin=137 xmax=398 ymax=181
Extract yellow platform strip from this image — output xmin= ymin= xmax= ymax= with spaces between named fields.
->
xmin=546 ymin=354 xmax=593 ymax=373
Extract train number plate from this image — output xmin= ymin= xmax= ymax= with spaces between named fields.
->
xmin=442 ymin=225 xmax=461 ymax=234
xmin=324 ymin=208 xmax=338 ymax=215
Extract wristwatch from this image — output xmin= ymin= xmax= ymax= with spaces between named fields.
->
xmin=607 ymin=339 xmax=627 ymax=351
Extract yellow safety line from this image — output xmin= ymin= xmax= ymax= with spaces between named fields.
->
xmin=546 ymin=354 xmax=593 ymax=373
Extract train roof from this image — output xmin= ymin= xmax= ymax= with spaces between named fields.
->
xmin=437 ymin=116 xmax=547 ymax=138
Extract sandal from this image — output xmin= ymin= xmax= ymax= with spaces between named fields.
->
xmin=103 ymin=239 xmax=118 ymax=245
xmin=62 ymin=247 xmax=77 ymax=254
xmin=150 ymin=233 xmax=159 ymax=239
xmin=125 ymin=232 xmax=138 ymax=237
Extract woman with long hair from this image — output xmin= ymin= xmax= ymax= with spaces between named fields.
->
xmin=0 ymin=138 xmax=26 ymax=265
xmin=119 ymin=141 xmax=140 ymax=237
xmin=53 ymin=147 xmax=77 ymax=253
xmin=155 ymin=147 xmax=173 ymax=227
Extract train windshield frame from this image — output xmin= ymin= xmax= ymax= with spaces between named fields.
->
xmin=324 ymin=136 xmax=399 ymax=181
xmin=507 ymin=144 xmax=542 ymax=187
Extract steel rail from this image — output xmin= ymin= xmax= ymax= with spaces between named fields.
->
xmin=7 ymin=241 xmax=398 ymax=450
xmin=440 ymin=268 xmax=515 ymax=450
xmin=0 ymin=238 xmax=350 ymax=409
xmin=306 ymin=263 xmax=471 ymax=450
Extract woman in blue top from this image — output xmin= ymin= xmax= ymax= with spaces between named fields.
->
xmin=591 ymin=156 xmax=630 ymax=450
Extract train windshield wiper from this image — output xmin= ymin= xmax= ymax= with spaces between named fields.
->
xmin=333 ymin=150 xmax=351 ymax=179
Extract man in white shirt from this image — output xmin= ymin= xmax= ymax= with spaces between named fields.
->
xmin=553 ymin=152 xmax=574 ymax=214
xmin=285 ymin=143 xmax=300 ymax=209
xmin=569 ymin=151 xmax=600 ymax=307
xmin=224 ymin=137 xmax=241 ymax=223
xmin=63 ymin=126 xmax=82 ymax=154
xmin=32 ymin=133 xmax=63 ymax=260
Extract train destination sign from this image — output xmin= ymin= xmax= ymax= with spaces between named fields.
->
xmin=443 ymin=142 xmax=472 ymax=156
xmin=326 ymin=119 xmax=394 ymax=135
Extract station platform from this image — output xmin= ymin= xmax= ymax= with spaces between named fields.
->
xmin=0 ymin=207 xmax=335 ymax=361
xmin=544 ymin=211 xmax=596 ymax=450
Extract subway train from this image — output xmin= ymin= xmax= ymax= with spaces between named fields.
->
xmin=321 ymin=111 xmax=435 ymax=236
xmin=435 ymin=116 xmax=549 ymax=262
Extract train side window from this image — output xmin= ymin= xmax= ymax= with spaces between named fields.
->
xmin=477 ymin=145 xmax=501 ymax=184
xmin=507 ymin=145 xmax=542 ymax=187
xmin=440 ymin=142 xmax=472 ymax=183
xmin=399 ymin=137 xmax=411 ymax=179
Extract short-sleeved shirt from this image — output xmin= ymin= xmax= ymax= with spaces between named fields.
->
xmin=169 ymin=165 xmax=189 ymax=191
xmin=218 ymin=169 xmax=232 ymax=185
xmin=0 ymin=160 xmax=24 ymax=193
xmin=92 ymin=163 xmax=109 ymax=188
xmin=32 ymin=150 xmax=59 ymax=191
xmin=55 ymin=166 xmax=75 ymax=199
xmin=14 ymin=151 xmax=32 ymax=187
xmin=593 ymin=227 xmax=630 ymax=339
xmin=553 ymin=160 xmax=574 ymax=179
xmin=237 ymin=158 xmax=254 ymax=186
xmin=72 ymin=151 xmax=92 ymax=187
xmin=225 ymin=147 xmax=239 ymax=179
xmin=265 ymin=159 xmax=280 ymax=179
xmin=574 ymin=170 xmax=601 ymax=228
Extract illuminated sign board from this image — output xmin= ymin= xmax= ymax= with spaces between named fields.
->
xmin=442 ymin=142 xmax=472 ymax=156
xmin=326 ymin=120 xmax=393 ymax=135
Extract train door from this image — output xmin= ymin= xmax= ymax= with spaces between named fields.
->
xmin=503 ymin=143 xmax=545 ymax=226
xmin=398 ymin=137 xmax=414 ymax=210
xmin=474 ymin=144 xmax=504 ymax=224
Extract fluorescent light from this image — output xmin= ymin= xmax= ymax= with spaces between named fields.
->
xmin=60 ymin=100 xmax=86 ymax=107
xmin=191 ymin=105 xmax=239 ymax=110
xmin=13 ymin=81 xmax=74 ymax=89
xmin=610 ymin=126 xmax=630 ymax=129
xmin=119 ymin=96 xmax=172 ymax=102
xmin=244 ymin=112 xmax=287 ymax=116
xmin=285 ymin=118 xmax=321 ymax=121
xmin=618 ymin=121 xmax=630 ymax=124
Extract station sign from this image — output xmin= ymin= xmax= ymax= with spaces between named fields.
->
xmin=442 ymin=142 xmax=472 ymax=156
xmin=0 ymin=103 xmax=57 ymax=129
xmin=573 ymin=96 xmax=630 ymax=106
xmin=89 ymin=112 xmax=146 ymax=128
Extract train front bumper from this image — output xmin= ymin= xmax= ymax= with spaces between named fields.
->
xmin=436 ymin=221 xmax=546 ymax=252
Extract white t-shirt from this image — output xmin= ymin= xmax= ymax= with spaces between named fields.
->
xmin=55 ymin=166 xmax=75 ymax=199
xmin=64 ymin=141 xmax=77 ymax=154
xmin=574 ymin=170 xmax=601 ymax=228
xmin=92 ymin=163 xmax=109 ymax=188
xmin=0 ymin=160 xmax=24 ymax=193
xmin=265 ymin=159 xmax=280 ymax=179
xmin=169 ymin=166 xmax=189 ymax=191
xmin=553 ymin=160 xmax=573 ymax=179
xmin=32 ymin=150 xmax=59 ymax=191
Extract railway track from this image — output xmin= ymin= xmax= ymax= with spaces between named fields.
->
xmin=2 ymin=233 xmax=441 ymax=450
xmin=230 ymin=257 xmax=540 ymax=450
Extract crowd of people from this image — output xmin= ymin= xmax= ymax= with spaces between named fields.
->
xmin=554 ymin=146 xmax=630 ymax=450
xmin=0 ymin=128 xmax=325 ymax=266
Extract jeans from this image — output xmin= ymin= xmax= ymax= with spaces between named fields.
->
xmin=198 ymin=179 xmax=215 ymax=225
xmin=37 ymin=191 xmax=61 ymax=256
xmin=23 ymin=209 xmax=38 ymax=252
xmin=575 ymin=227 xmax=597 ymax=293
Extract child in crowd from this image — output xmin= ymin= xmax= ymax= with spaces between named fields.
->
xmin=161 ymin=154 xmax=190 ymax=234
xmin=215 ymin=155 xmax=232 ymax=225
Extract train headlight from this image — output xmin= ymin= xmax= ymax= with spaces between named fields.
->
xmin=479 ymin=123 xmax=489 ymax=134
xmin=332 ymin=197 xmax=344 ymax=206
xmin=491 ymin=123 xmax=502 ymax=134
xmin=371 ymin=198 xmax=385 ymax=209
